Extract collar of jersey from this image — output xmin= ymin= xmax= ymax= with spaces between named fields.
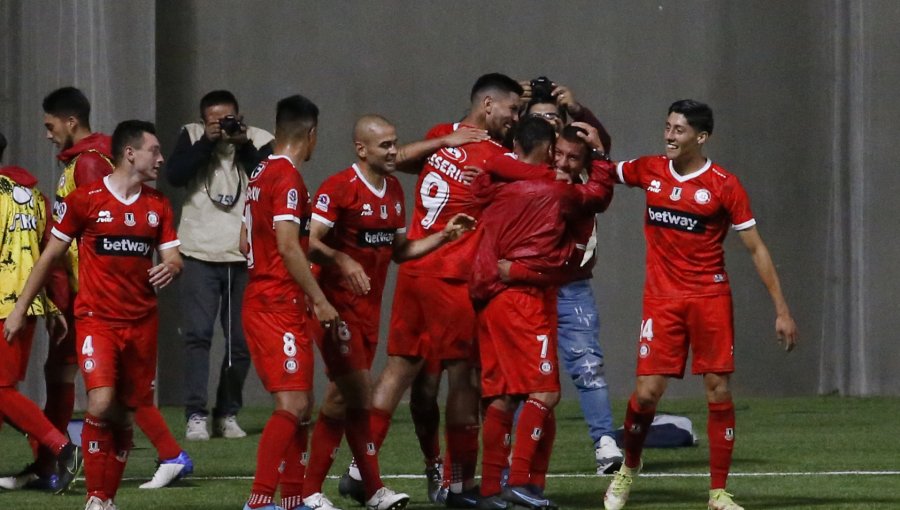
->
xmin=352 ymin=163 xmax=386 ymax=198
xmin=103 ymin=175 xmax=141 ymax=206
xmin=668 ymin=158 xmax=711 ymax=183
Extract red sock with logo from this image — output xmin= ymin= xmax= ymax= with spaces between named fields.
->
xmin=369 ymin=407 xmax=392 ymax=450
xmin=529 ymin=411 xmax=556 ymax=490
xmin=508 ymin=398 xmax=552 ymax=487
xmin=279 ymin=419 xmax=309 ymax=510
xmin=346 ymin=407 xmax=384 ymax=499
xmin=0 ymin=388 xmax=68 ymax=452
xmin=410 ymin=397 xmax=441 ymax=463
xmin=135 ymin=405 xmax=182 ymax=460
xmin=446 ymin=423 xmax=479 ymax=491
xmin=249 ymin=410 xmax=298 ymax=508
xmin=82 ymin=413 xmax=112 ymax=500
xmin=708 ymin=401 xmax=735 ymax=489
xmin=303 ymin=412 xmax=345 ymax=498
xmin=104 ymin=425 xmax=133 ymax=499
xmin=623 ymin=394 xmax=656 ymax=469
xmin=480 ymin=406 xmax=513 ymax=497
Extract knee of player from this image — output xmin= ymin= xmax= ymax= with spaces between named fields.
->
xmin=530 ymin=391 xmax=561 ymax=408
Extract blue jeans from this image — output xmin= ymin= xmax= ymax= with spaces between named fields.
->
xmin=557 ymin=279 xmax=614 ymax=445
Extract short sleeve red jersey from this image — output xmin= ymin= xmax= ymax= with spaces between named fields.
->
xmin=310 ymin=164 xmax=406 ymax=338
xmin=401 ymin=123 xmax=507 ymax=280
xmin=616 ymin=155 xmax=756 ymax=297
xmin=51 ymin=176 xmax=180 ymax=321
xmin=243 ymin=155 xmax=311 ymax=311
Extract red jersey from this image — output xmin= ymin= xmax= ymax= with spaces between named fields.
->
xmin=616 ymin=155 xmax=755 ymax=298
xmin=401 ymin=123 xmax=507 ymax=280
xmin=311 ymin=164 xmax=406 ymax=338
xmin=51 ymin=175 xmax=179 ymax=321
xmin=243 ymin=155 xmax=312 ymax=311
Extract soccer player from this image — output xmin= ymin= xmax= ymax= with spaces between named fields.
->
xmin=4 ymin=120 xmax=183 ymax=510
xmin=302 ymin=114 xmax=474 ymax=510
xmin=337 ymin=74 xmax=522 ymax=508
xmin=0 ymin=132 xmax=81 ymax=494
xmin=470 ymin=117 xmax=614 ymax=510
xmin=239 ymin=95 xmax=339 ymax=510
xmin=602 ymin=100 xmax=798 ymax=510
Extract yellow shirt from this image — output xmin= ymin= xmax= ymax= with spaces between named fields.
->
xmin=0 ymin=175 xmax=55 ymax=318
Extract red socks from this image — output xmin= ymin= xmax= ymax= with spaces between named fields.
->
xmin=480 ymin=405 xmax=513 ymax=497
xmin=446 ymin=423 xmax=479 ymax=490
xmin=346 ymin=407 xmax=384 ymax=499
xmin=249 ymin=410 xmax=299 ymax=507
xmin=0 ymin=388 xmax=68 ymax=453
xmin=529 ymin=411 xmax=556 ymax=490
xmin=622 ymin=394 xmax=656 ymax=469
xmin=279 ymin=419 xmax=310 ymax=510
xmin=303 ymin=411 xmax=345 ymax=497
xmin=104 ymin=426 xmax=133 ymax=499
xmin=134 ymin=405 xmax=182 ymax=460
xmin=82 ymin=413 xmax=112 ymax=500
xmin=508 ymin=398 xmax=552 ymax=487
xmin=369 ymin=407 xmax=392 ymax=451
xmin=708 ymin=401 xmax=735 ymax=489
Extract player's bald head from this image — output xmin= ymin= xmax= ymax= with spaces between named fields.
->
xmin=353 ymin=114 xmax=394 ymax=144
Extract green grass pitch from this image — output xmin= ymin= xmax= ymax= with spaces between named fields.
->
xmin=2 ymin=396 xmax=899 ymax=509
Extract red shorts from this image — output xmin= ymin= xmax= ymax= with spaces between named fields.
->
xmin=243 ymin=308 xmax=314 ymax=392
xmin=311 ymin=318 xmax=377 ymax=379
xmin=46 ymin=304 xmax=77 ymax=368
xmin=478 ymin=287 xmax=560 ymax=398
xmin=636 ymin=294 xmax=735 ymax=377
xmin=76 ymin=315 xmax=158 ymax=408
xmin=0 ymin=318 xmax=37 ymax=386
xmin=388 ymin=272 xmax=476 ymax=361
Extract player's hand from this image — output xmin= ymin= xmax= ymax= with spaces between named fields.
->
xmin=443 ymin=214 xmax=477 ymax=241
xmin=46 ymin=313 xmax=68 ymax=344
xmin=3 ymin=308 xmax=25 ymax=344
xmin=570 ymin=121 xmax=605 ymax=152
xmin=518 ymin=80 xmax=533 ymax=104
xmin=461 ymin=165 xmax=483 ymax=185
xmin=148 ymin=262 xmax=176 ymax=289
xmin=442 ymin=127 xmax=489 ymax=148
xmin=497 ymin=259 xmax=512 ymax=283
xmin=555 ymin=169 xmax=573 ymax=183
xmin=552 ymin=84 xmax=582 ymax=115
xmin=776 ymin=313 xmax=798 ymax=352
xmin=337 ymin=253 xmax=371 ymax=296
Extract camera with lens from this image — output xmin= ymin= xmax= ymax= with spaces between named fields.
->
xmin=530 ymin=76 xmax=554 ymax=102
xmin=219 ymin=115 xmax=243 ymax=136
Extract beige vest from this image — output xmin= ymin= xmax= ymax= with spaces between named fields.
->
xmin=177 ymin=123 xmax=273 ymax=262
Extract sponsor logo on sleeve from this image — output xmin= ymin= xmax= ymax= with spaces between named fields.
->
xmin=395 ymin=201 xmax=402 ymax=216
xmin=95 ymin=235 xmax=155 ymax=258
xmin=316 ymin=194 xmax=330 ymax=212
xmin=287 ymin=189 xmax=298 ymax=209
xmin=357 ymin=229 xmax=396 ymax=247
xmin=646 ymin=206 xmax=707 ymax=233
xmin=53 ymin=199 xmax=66 ymax=220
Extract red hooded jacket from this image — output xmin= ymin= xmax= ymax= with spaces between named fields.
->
xmin=58 ymin=132 xmax=113 ymax=186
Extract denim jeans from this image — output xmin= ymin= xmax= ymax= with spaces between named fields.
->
xmin=181 ymin=256 xmax=250 ymax=420
xmin=557 ymin=279 xmax=615 ymax=445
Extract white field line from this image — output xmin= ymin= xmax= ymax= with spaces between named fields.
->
xmin=119 ymin=470 xmax=900 ymax=482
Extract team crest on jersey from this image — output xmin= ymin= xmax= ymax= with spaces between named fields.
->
xmin=648 ymin=180 xmax=662 ymax=193
xmin=284 ymin=358 xmax=299 ymax=374
xmin=316 ymin=194 xmax=330 ymax=212
xmin=380 ymin=204 xmax=388 ymax=219
xmin=694 ymin=189 xmax=711 ymax=204
xmin=147 ymin=211 xmax=159 ymax=227
xmin=395 ymin=202 xmax=402 ymax=216
xmin=669 ymin=187 xmax=682 ymax=201
xmin=83 ymin=358 xmax=96 ymax=372
xmin=124 ymin=212 xmax=136 ymax=226
xmin=287 ymin=189 xmax=299 ymax=209
xmin=440 ymin=146 xmax=466 ymax=162
xmin=539 ymin=361 xmax=553 ymax=375
xmin=97 ymin=210 xmax=113 ymax=223
xmin=361 ymin=203 xmax=373 ymax=216
xmin=639 ymin=343 xmax=650 ymax=358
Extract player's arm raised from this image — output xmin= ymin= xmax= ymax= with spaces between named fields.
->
xmin=738 ymin=226 xmax=798 ymax=352
xmin=307 ymin=219 xmax=371 ymax=296
xmin=276 ymin=220 xmax=338 ymax=325
xmin=3 ymin=236 xmax=71 ymax=343
xmin=395 ymin=127 xmax=489 ymax=173
xmin=149 ymin=246 xmax=183 ymax=288
xmin=392 ymin=213 xmax=476 ymax=263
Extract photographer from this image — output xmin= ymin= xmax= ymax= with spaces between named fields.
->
xmin=165 ymin=90 xmax=273 ymax=441
xmin=520 ymin=77 xmax=612 ymax=153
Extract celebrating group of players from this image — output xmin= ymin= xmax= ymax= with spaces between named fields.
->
xmin=1 ymin=72 xmax=798 ymax=510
